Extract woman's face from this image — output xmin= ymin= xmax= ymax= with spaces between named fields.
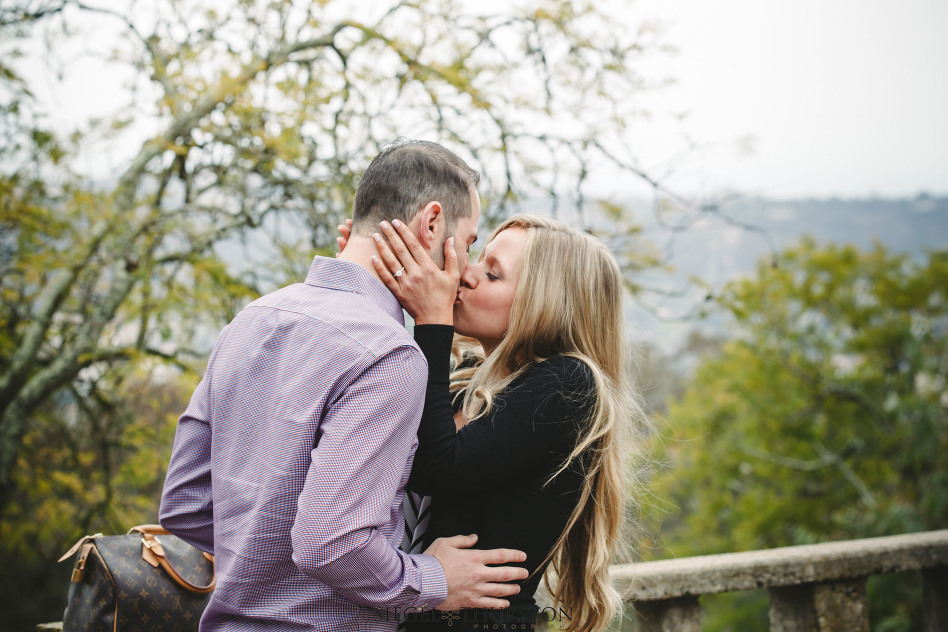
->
xmin=453 ymin=227 xmax=528 ymax=355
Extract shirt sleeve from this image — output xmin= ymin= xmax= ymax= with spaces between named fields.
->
xmin=159 ymin=370 xmax=215 ymax=554
xmin=408 ymin=325 xmax=595 ymax=497
xmin=290 ymin=345 xmax=447 ymax=611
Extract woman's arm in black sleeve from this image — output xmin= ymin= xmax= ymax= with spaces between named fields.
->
xmin=408 ymin=324 xmax=594 ymax=496
xmin=407 ymin=324 xmax=462 ymax=491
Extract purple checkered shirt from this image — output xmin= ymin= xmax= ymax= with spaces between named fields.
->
xmin=159 ymin=255 xmax=447 ymax=632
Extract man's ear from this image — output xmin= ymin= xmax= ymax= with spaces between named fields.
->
xmin=415 ymin=201 xmax=445 ymax=251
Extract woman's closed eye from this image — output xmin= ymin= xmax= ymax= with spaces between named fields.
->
xmin=486 ymin=271 xmax=500 ymax=281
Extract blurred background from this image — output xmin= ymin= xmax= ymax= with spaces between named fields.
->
xmin=1 ymin=1 xmax=945 ymax=630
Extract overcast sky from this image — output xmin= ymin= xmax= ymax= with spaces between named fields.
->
xmin=18 ymin=0 xmax=948 ymax=200
xmin=621 ymin=0 xmax=948 ymax=199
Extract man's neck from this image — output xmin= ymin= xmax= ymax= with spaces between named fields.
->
xmin=336 ymin=235 xmax=385 ymax=284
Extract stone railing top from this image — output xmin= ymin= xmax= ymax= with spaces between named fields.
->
xmin=613 ymin=529 xmax=948 ymax=601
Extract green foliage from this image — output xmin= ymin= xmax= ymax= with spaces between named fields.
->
xmin=0 ymin=0 xmax=665 ymax=507
xmin=648 ymin=238 xmax=948 ymax=630
xmin=0 ymin=0 xmax=672 ymax=625
xmin=0 ymin=364 xmax=196 ymax=630
xmin=697 ymin=591 xmax=769 ymax=632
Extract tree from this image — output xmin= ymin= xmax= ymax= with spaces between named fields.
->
xmin=0 ymin=0 xmax=689 ymax=625
xmin=0 ymin=364 xmax=196 ymax=629
xmin=648 ymin=238 xmax=948 ymax=630
xmin=0 ymin=0 xmax=676 ymax=520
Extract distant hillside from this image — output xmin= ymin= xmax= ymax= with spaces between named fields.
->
xmin=653 ymin=194 xmax=946 ymax=284
xmin=624 ymin=194 xmax=948 ymax=350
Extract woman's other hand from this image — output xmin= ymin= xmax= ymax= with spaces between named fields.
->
xmin=335 ymin=219 xmax=352 ymax=257
xmin=372 ymin=219 xmax=459 ymax=326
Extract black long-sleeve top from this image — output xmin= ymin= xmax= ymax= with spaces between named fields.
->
xmin=405 ymin=325 xmax=595 ymax=631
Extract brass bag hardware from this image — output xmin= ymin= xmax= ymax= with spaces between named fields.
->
xmin=69 ymin=542 xmax=96 ymax=583
xmin=59 ymin=524 xmax=214 ymax=632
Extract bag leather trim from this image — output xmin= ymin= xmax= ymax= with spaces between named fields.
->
xmin=61 ymin=524 xmax=216 ymax=594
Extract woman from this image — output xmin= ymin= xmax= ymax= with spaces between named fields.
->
xmin=363 ymin=214 xmax=649 ymax=632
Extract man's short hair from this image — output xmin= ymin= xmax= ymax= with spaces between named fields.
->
xmin=352 ymin=139 xmax=480 ymax=236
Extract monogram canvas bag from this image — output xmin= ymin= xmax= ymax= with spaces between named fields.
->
xmin=58 ymin=524 xmax=215 ymax=632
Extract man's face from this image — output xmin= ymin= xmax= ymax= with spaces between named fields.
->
xmin=448 ymin=189 xmax=481 ymax=275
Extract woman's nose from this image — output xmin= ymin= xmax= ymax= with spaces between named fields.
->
xmin=460 ymin=264 xmax=478 ymax=288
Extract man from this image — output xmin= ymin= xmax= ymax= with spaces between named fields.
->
xmin=159 ymin=140 xmax=527 ymax=632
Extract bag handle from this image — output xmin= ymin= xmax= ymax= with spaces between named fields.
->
xmin=59 ymin=526 xmax=169 ymax=563
xmin=58 ymin=533 xmax=102 ymax=563
xmin=132 ymin=524 xmax=216 ymax=594
xmin=128 ymin=524 xmax=169 ymax=537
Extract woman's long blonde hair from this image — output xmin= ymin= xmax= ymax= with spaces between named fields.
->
xmin=450 ymin=214 xmax=650 ymax=632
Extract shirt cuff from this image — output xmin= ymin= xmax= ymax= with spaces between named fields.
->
xmin=412 ymin=552 xmax=448 ymax=611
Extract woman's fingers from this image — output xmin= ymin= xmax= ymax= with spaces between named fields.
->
xmin=370 ymin=254 xmax=400 ymax=294
xmin=389 ymin=218 xmax=431 ymax=268
xmin=378 ymin=220 xmax=419 ymax=273
xmin=372 ymin=231 xmax=407 ymax=278
xmin=443 ymin=236 xmax=459 ymax=282
xmin=371 ymin=218 xmax=458 ymax=326
xmin=335 ymin=219 xmax=352 ymax=257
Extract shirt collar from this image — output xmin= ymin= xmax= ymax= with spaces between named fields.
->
xmin=304 ymin=255 xmax=405 ymax=326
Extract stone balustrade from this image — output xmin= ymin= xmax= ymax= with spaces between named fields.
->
xmin=40 ymin=530 xmax=948 ymax=631
xmin=613 ymin=530 xmax=948 ymax=631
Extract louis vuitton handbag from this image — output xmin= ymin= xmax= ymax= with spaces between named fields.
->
xmin=58 ymin=524 xmax=215 ymax=632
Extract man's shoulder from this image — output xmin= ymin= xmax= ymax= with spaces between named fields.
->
xmin=245 ymin=282 xmax=421 ymax=360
